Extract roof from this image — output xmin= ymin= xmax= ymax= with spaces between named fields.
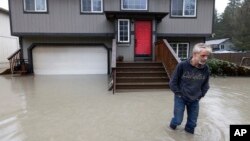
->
xmin=0 ymin=7 xmax=9 ymax=15
xmin=205 ymin=38 xmax=230 ymax=45
xmin=104 ymin=11 xmax=168 ymax=22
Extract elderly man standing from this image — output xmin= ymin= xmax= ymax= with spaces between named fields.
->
xmin=169 ymin=43 xmax=212 ymax=134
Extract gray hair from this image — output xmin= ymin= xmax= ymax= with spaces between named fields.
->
xmin=193 ymin=43 xmax=212 ymax=53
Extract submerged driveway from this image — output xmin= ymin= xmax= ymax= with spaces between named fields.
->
xmin=0 ymin=75 xmax=250 ymax=141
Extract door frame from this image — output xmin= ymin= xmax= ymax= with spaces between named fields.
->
xmin=134 ymin=20 xmax=153 ymax=60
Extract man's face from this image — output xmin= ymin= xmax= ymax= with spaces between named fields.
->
xmin=194 ymin=49 xmax=210 ymax=65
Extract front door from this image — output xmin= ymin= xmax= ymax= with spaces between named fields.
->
xmin=135 ymin=20 xmax=152 ymax=57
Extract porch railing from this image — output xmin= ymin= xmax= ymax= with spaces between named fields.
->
xmin=7 ymin=49 xmax=27 ymax=74
xmin=155 ymin=39 xmax=181 ymax=78
xmin=111 ymin=39 xmax=116 ymax=94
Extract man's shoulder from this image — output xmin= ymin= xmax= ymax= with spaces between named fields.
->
xmin=179 ymin=60 xmax=189 ymax=66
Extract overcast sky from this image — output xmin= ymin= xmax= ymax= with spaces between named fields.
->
xmin=0 ymin=0 xmax=229 ymax=14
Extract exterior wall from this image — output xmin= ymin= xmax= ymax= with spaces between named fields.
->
xmin=157 ymin=0 xmax=214 ymax=35
xmin=105 ymin=0 xmax=168 ymax=12
xmin=9 ymin=0 xmax=214 ymax=62
xmin=22 ymin=37 xmax=112 ymax=60
xmin=0 ymin=11 xmax=11 ymax=36
xmin=166 ymin=37 xmax=205 ymax=58
xmin=10 ymin=0 xmax=214 ymax=35
xmin=10 ymin=0 xmax=114 ymax=34
xmin=222 ymin=41 xmax=236 ymax=51
xmin=0 ymin=10 xmax=19 ymax=68
xmin=116 ymin=20 xmax=157 ymax=61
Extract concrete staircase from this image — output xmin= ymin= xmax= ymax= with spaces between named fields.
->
xmin=115 ymin=62 xmax=169 ymax=90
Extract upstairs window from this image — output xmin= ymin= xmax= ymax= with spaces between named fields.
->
xmin=24 ymin=0 xmax=47 ymax=12
xmin=118 ymin=19 xmax=130 ymax=43
xmin=81 ymin=0 xmax=103 ymax=13
xmin=121 ymin=0 xmax=147 ymax=10
xmin=170 ymin=43 xmax=189 ymax=60
xmin=171 ymin=0 xmax=196 ymax=17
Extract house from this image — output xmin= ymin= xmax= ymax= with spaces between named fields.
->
xmin=8 ymin=0 xmax=214 ymax=75
xmin=0 ymin=7 xmax=19 ymax=70
xmin=205 ymin=38 xmax=236 ymax=53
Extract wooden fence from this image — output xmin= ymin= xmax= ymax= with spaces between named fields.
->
xmin=211 ymin=52 xmax=250 ymax=66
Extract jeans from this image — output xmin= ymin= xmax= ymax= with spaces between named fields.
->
xmin=170 ymin=95 xmax=199 ymax=132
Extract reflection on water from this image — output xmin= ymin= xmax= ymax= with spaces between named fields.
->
xmin=0 ymin=75 xmax=249 ymax=141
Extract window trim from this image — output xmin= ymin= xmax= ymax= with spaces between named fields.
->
xmin=170 ymin=42 xmax=189 ymax=60
xmin=23 ymin=0 xmax=48 ymax=12
xmin=170 ymin=0 xmax=197 ymax=17
xmin=80 ymin=0 xmax=103 ymax=13
xmin=121 ymin=0 xmax=148 ymax=11
xmin=118 ymin=19 xmax=130 ymax=43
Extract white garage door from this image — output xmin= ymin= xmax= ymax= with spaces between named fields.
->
xmin=32 ymin=46 xmax=107 ymax=75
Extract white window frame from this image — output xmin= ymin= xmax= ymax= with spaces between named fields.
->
xmin=118 ymin=19 xmax=130 ymax=43
xmin=171 ymin=0 xmax=197 ymax=17
xmin=24 ymin=0 xmax=47 ymax=12
xmin=170 ymin=43 xmax=189 ymax=60
xmin=121 ymin=0 xmax=148 ymax=10
xmin=81 ymin=0 xmax=103 ymax=13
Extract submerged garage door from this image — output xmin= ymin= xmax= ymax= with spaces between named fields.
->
xmin=32 ymin=46 xmax=107 ymax=75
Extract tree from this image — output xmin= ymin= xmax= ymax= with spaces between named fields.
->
xmin=233 ymin=0 xmax=250 ymax=50
xmin=212 ymin=9 xmax=224 ymax=39
xmin=220 ymin=0 xmax=241 ymax=38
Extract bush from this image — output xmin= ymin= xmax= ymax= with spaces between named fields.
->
xmin=207 ymin=58 xmax=250 ymax=76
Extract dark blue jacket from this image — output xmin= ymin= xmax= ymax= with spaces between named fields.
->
xmin=169 ymin=58 xmax=210 ymax=101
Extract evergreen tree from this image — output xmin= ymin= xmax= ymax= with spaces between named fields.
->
xmin=234 ymin=0 xmax=250 ymax=50
xmin=220 ymin=0 xmax=241 ymax=38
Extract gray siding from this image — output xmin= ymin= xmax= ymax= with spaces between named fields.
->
xmin=10 ymin=0 xmax=214 ymax=35
xmin=105 ymin=0 xmax=168 ymax=12
xmin=158 ymin=0 xmax=214 ymax=35
xmin=10 ymin=0 xmax=114 ymax=34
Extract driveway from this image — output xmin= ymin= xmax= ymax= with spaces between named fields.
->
xmin=0 ymin=75 xmax=250 ymax=141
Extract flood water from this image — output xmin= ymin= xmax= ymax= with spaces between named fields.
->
xmin=0 ymin=75 xmax=250 ymax=141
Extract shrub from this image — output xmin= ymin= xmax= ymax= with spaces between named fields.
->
xmin=207 ymin=58 xmax=250 ymax=76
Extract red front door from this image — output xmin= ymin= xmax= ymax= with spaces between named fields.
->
xmin=135 ymin=20 xmax=152 ymax=56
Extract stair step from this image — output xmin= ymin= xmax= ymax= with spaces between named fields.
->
xmin=116 ymin=77 xmax=169 ymax=83
xmin=116 ymin=82 xmax=169 ymax=89
xmin=116 ymin=66 xmax=164 ymax=68
xmin=116 ymin=66 xmax=165 ymax=72
xmin=116 ymin=72 xmax=167 ymax=77
xmin=117 ymin=62 xmax=162 ymax=67
xmin=117 ymin=71 xmax=166 ymax=73
xmin=117 ymin=82 xmax=168 ymax=85
xmin=114 ymin=61 xmax=169 ymax=91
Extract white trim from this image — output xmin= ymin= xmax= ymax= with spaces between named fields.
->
xmin=118 ymin=19 xmax=130 ymax=43
xmin=24 ymin=0 xmax=47 ymax=12
xmin=81 ymin=0 xmax=103 ymax=13
xmin=121 ymin=0 xmax=148 ymax=10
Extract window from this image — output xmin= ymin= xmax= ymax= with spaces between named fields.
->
xmin=171 ymin=0 xmax=196 ymax=17
xmin=118 ymin=19 xmax=130 ymax=43
xmin=220 ymin=44 xmax=225 ymax=50
xmin=81 ymin=0 xmax=103 ymax=13
xmin=24 ymin=0 xmax=47 ymax=12
xmin=121 ymin=0 xmax=147 ymax=10
xmin=170 ymin=43 xmax=189 ymax=60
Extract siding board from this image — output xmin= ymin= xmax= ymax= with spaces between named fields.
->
xmin=158 ymin=0 xmax=214 ymax=34
xmin=10 ymin=0 xmax=213 ymax=35
xmin=11 ymin=0 xmax=114 ymax=34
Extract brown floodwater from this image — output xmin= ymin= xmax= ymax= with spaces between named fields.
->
xmin=0 ymin=75 xmax=249 ymax=141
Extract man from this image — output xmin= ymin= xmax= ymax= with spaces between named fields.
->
xmin=169 ymin=43 xmax=212 ymax=134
